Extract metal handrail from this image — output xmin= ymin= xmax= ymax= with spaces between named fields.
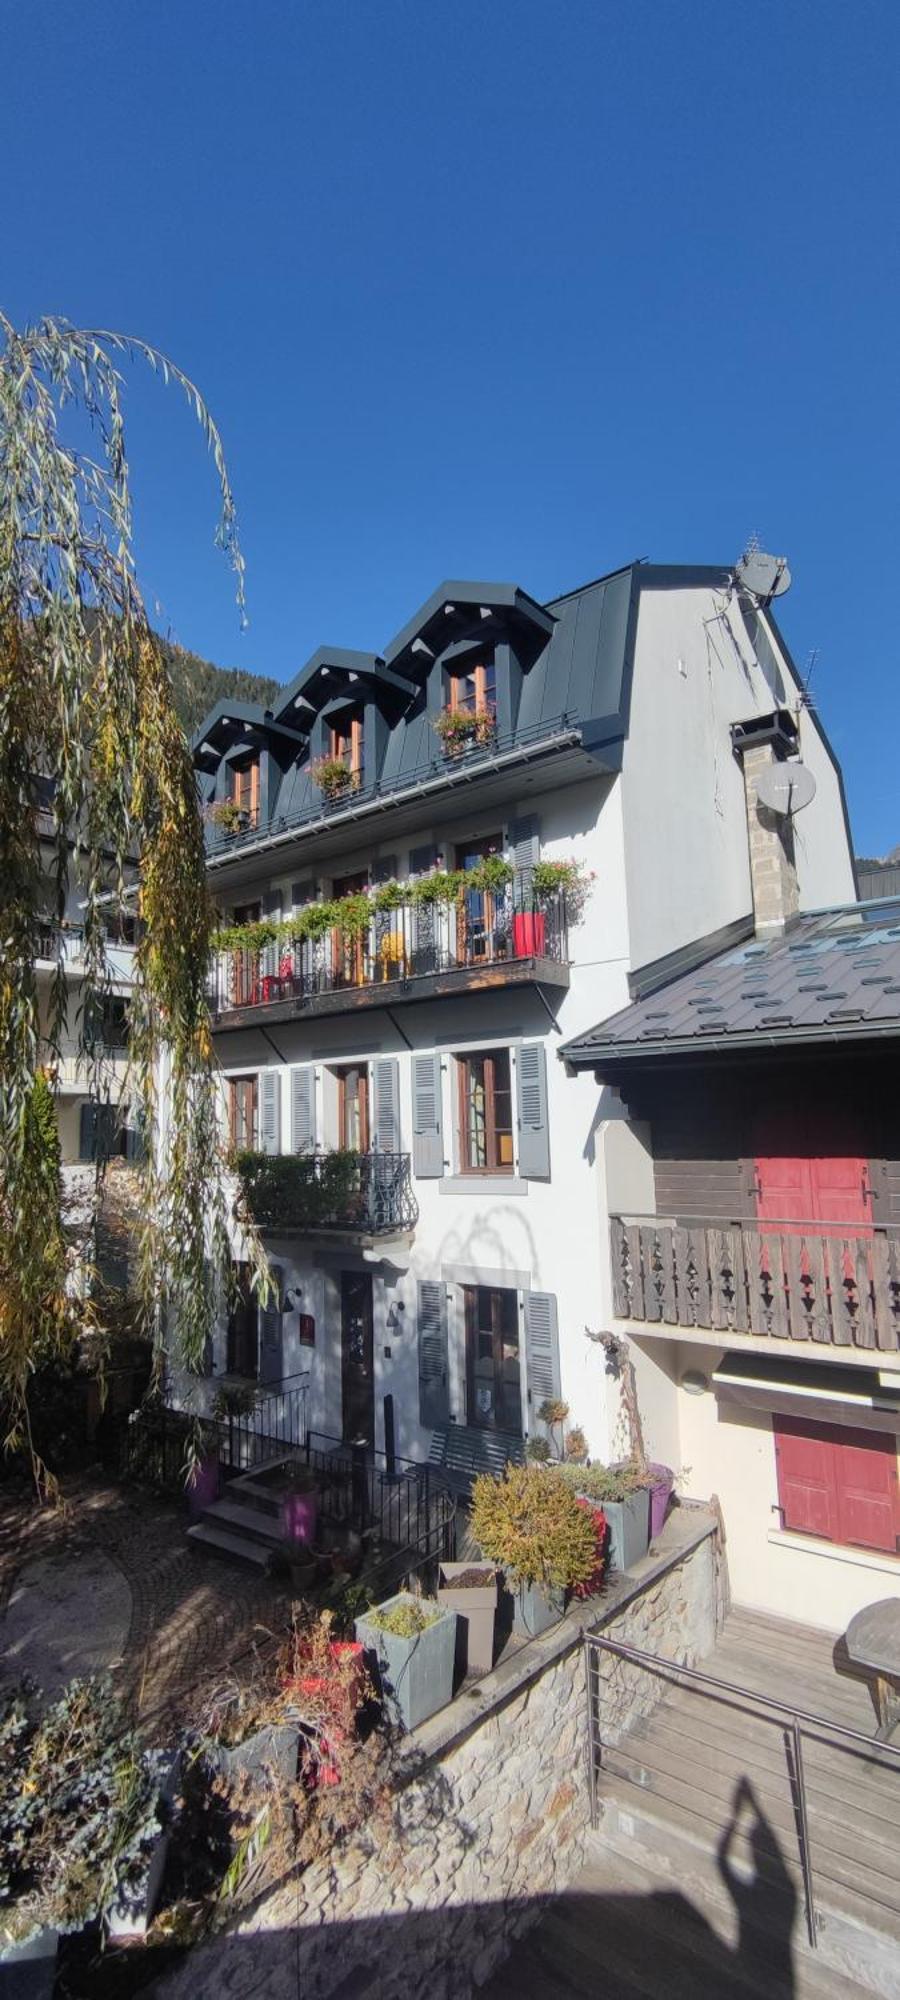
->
xmin=584 ymin=1630 xmax=900 ymax=1952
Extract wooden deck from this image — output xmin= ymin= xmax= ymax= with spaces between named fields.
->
xmin=486 ymin=1607 xmax=900 ymax=1999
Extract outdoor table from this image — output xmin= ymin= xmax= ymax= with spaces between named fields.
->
xmin=845 ymin=1597 xmax=900 ymax=1742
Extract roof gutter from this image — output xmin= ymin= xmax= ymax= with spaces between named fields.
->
xmin=563 ymin=1016 xmax=900 ymax=1072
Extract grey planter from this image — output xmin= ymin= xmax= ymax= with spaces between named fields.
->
xmin=437 ymin=1562 xmax=498 ymax=1675
xmin=600 ymin=1486 xmax=650 ymax=1574
xmin=0 ymin=1926 xmax=58 ymax=2000
xmin=355 ymin=1593 xmax=457 ymax=1731
xmin=207 ymin=1721 xmax=299 ymax=1786
xmin=511 ymin=1577 xmax=565 ymax=1639
xmin=106 ymin=1829 xmax=170 ymax=1941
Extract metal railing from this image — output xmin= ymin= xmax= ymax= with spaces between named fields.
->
xmin=305 ymin=1430 xmax=457 ymax=1567
xmin=209 ymin=876 xmax=568 ymax=1016
xmin=239 ymin=1149 xmax=419 ymax=1236
xmin=610 ymin=1211 xmax=900 ymax=1350
xmin=215 ymin=1370 xmax=311 ymax=1470
xmin=584 ymin=1631 xmax=900 ymax=1951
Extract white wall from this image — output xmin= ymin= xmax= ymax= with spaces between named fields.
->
xmin=619 ymin=583 xmax=856 ymax=972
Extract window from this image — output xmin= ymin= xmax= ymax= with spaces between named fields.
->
xmin=458 ymin=1048 xmax=514 ymax=1172
xmin=774 ymin=1415 xmax=900 ymax=1556
xmin=336 ymin=1064 xmax=370 ymax=1153
xmin=447 ymin=658 xmax=496 ymax=715
xmin=329 ymin=708 xmax=364 ymax=784
xmin=84 ymin=995 xmax=130 ymax=1052
xmin=464 ymin=1285 xmax=521 ymax=1434
xmin=230 ymin=756 xmax=260 ymax=827
xmin=228 ymin=1075 xmax=258 ymax=1152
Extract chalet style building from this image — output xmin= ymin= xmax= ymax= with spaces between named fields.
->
xmin=190 ymin=563 xmax=855 ymax=1482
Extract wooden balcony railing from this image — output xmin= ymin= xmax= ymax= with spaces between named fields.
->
xmin=610 ymin=1213 xmax=900 ymax=1351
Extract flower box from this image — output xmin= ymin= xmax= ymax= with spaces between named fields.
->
xmin=598 ymin=1486 xmax=650 ymax=1575
xmin=355 ymin=1593 xmax=457 ymax=1731
xmin=510 ymin=1578 xmax=565 ymax=1639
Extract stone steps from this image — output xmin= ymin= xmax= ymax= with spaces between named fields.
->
xmin=198 ymin=1496 xmax=284 ymax=1544
xmin=185 ymin=1520 xmax=271 ymax=1568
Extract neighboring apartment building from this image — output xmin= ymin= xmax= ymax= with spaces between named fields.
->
xmin=192 ymin=563 xmax=855 ymax=1471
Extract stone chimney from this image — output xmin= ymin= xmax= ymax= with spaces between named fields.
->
xmin=732 ymin=711 xmax=800 ymax=932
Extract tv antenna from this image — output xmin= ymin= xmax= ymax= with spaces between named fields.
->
xmin=755 ymin=760 xmax=816 ymax=816
xmin=799 ymin=648 xmax=819 ymax=710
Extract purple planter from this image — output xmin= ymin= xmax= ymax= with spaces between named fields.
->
xmin=188 ymin=1451 xmax=220 ymax=1522
xmin=281 ymin=1490 xmax=319 ymax=1548
xmin=647 ymin=1464 xmax=675 ymax=1539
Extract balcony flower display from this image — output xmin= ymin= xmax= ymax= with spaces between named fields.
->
xmin=310 ymin=756 xmax=360 ymax=801
xmin=433 ymin=706 xmax=496 ymax=758
xmin=206 ymin=797 xmax=250 ymax=836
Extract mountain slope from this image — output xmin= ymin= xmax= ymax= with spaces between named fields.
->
xmin=159 ymin=636 xmax=281 ymax=737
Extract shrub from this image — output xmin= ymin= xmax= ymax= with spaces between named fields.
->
xmin=469 ymin=1463 xmax=598 ymax=1592
xmin=366 ymin=1600 xmax=439 ymax=1639
xmin=556 ymin=1459 xmax=646 ymax=1503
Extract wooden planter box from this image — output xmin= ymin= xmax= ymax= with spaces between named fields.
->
xmin=437 ymin=1562 xmax=498 ymax=1674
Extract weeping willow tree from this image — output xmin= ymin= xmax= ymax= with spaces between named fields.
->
xmin=0 ymin=311 xmax=267 ymax=1491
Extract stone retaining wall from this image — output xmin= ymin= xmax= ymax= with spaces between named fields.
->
xmin=153 ymin=1508 xmax=721 ymax=2000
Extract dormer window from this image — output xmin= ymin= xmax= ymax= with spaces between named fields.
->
xmin=329 ymin=707 xmax=364 ymax=785
xmin=447 ymin=658 xmax=496 ymax=717
xmin=230 ymin=755 xmax=260 ymax=829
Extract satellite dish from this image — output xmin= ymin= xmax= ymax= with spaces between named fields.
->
xmin=755 ymin=760 xmax=816 ymax=816
xmin=735 ymin=549 xmax=792 ymax=603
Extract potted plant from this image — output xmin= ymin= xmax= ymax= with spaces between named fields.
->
xmin=280 ymin=1459 xmax=319 ymax=1552
xmin=433 ymin=707 xmax=496 ymax=758
xmin=436 ymin=1562 xmax=498 ymax=1675
xmin=281 ymin=1611 xmax=370 ymax=1786
xmin=310 ymin=755 xmax=359 ymax=802
xmin=199 ymin=1678 xmax=299 ymax=1787
xmin=206 ymin=797 xmax=249 ymax=836
xmin=468 ymin=1463 xmax=598 ymax=1638
xmin=558 ymin=1461 xmax=650 ymax=1574
xmin=355 ymin=1592 xmax=457 ymax=1730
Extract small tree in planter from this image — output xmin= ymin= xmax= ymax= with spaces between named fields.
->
xmin=355 ymin=1594 xmax=457 ymax=1730
xmin=468 ymin=1463 xmax=598 ymax=1638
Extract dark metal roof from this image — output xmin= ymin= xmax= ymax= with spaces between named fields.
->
xmin=562 ymin=898 xmax=900 ymax=1069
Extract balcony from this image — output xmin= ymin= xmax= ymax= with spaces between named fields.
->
xmin=209 ymin=878 xmax=569 ymax=1027
xmin=36 ymin=925 xmax=136 ymax=984
xmin=610 ymin=1212 xmax=900 ymax=1352
xmin=238 ymin=1150 xmax=419 ymax=1240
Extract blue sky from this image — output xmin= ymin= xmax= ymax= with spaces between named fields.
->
xmin=5 ymin=0 xmax=898 ymax=854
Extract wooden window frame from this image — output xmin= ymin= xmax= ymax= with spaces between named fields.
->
xmin=457 ymin=1048 xmax=514 ymax=1174
xmin=337 ymin=1064 xmax=370 ymax=1154
xmin=447 ymin=659 xmax=496 ymax=717
xmin=463 ymin=1283 xmax=522 ymax=1435
xmin=329 ymin=709 xmax=365 ymax=781
xmin=228 ymin=1074 xmax=258 ymax=1152
xmin=230 ymin=755 xmax=260 ymax=827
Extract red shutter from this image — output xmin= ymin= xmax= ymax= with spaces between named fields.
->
xmin=774 ymin=1414 xmax=900 ymax=1555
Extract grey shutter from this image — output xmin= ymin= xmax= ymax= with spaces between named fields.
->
xmin=412 ymin=1052 xmax=443 ymax=1177
xmin=79 ymin=1102 xmax=96 ymax=1162
xmin=291 ymin=879 xmax=315 ymax=907
xmin=258 ymin=1263 xmax=284 ymax=1385
xmin=371 ymin=854 xmax=398 ymax=885
xmin=372 ymin=1057 xmax=400 ymax=1154
xmin=516 ymin=1041 xmax=550 ymax=1179
xmin=509 ymin=814 xmax=540 ymax=872
xmin=263 ymin=890 xmax=282 ymax=916
xmin=290 ymin=1066 xmax=316 ymax=1153
xmin=262 ymin=891 xmax=282 ymax=977
xmin=260 ymin=1070 xmax=281 ymax=1154
xmin=409 ymin=842 xmax=439 ymax=876
xmin=418 ymin=1280 xmax=450 ymax=1426
xmin=524 ymin=1292 xmax=561 ymax=1430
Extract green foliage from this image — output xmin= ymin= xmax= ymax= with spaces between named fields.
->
xmin=556 ymin=1459 xmax=646 ymax=1503
xmin=211 ymin=857 xmax=516 ymax=958
xmin=0 ymin=1675 xmax=164 ymax=1944
xmin=310 ymin=755 xmax=359 ymax=799
xmin=236 ymin=1149 xmax=363 ymax=1231
xmin=0 ymin=311 xmax=270 ymax=1483
xmin=433 ymin=707 xmax=496 ymax=754
xmin=525 ymin=1436 xmax=551 ymax=1462
xmin=469 ymin=1463 xmax=599 ymax=1591
xmin=157 ymin=633 xmax=279 ymax=737
xmin=366 ymin=1598 xmax=440 ymax=1639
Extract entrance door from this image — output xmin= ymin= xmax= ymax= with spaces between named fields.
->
xmin=464 ymin=1285 xmax=522 ymax=1435
xmin=332 ymin=871 xmax=368 ymax=987
xmin=227 ymin=1265 xmax=258 ymax=1377
xmin=341 ymin=1271 xmax=374 ymax=1446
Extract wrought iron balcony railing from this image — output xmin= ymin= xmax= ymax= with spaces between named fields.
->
xmin=209 ymin=877 xmax=568 ymax=1019
xmin=238 ymin=1149 xmax=419 ymax=1238
xmin=610 ymin=1212 xmax=900 ymax=1352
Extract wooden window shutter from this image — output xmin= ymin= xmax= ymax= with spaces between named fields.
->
xmin=417 ymin=1280 xmax=450 ymax=1426
xmin=290 ymin=1066 xmax=316 ymax=1153
xmin=412 ymin=1053 xmax=444 ymax=1178
xmin=372 ymin=1057 xmax=401 ymax=1154
xmin=516 ymin=1042 xmax=550 ymax=1179
xmin=260 ymin=1071 xmax=281 ymax=1155
xmin=258 ymin=1264 xmax=284 ymax=1385
xmin=524 ymin=1292 xmax=561 ymax=1427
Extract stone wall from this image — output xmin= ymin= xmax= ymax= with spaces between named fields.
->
xmin=153 ymin=1510 xmax=721 ymax=2000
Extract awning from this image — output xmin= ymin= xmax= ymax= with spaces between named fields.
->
xmin=711 ymin=1351 xmax=900 ymax=1430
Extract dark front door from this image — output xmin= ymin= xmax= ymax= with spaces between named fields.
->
xmin=227 ymin=1265 xmax=258 ymax=1377
xmin=341 ymin=1270 xmax=375 ymax=1446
